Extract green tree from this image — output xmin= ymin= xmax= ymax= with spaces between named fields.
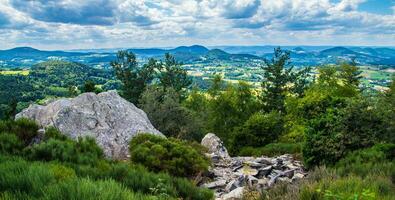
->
xmin=260 ymin=47 xmax=309 ymax=113
xmin=207 ymin=81 xmax=259 ymax=143
xmin=338 ymin=60 xmax=361 ymax=88
xmin=83 ymin=80 xmax=96 ymax=93
xmin=111 ymin=51 xmax=158 ymax=104
xmin=158 ymin=53 xmax=191 ymax=94
xmin=139 ymin=86 xmax=204 ymax=140
xmin=230 ymin=111 xmax=283 ymax=154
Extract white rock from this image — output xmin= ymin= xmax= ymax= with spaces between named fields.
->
xmin=201 ymin=133 xmax=230 ymax=159
xmin=16 ymin=91 xmax=163 ymax=159
xmin=222 ymin=187 xmax=244 ymax=200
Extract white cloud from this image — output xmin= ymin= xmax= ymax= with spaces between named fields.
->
xmin=0 ymin=0 xmax=393 ymax=49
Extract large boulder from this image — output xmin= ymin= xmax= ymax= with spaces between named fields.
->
xmin=15 ymin=91 xmax=163 ymax=159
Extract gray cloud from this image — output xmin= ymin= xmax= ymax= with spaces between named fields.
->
xmin=10 ymin=0 xmax=117 ymax=25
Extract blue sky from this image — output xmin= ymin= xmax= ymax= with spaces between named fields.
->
xmin=0 ymin=0 xmax=394 ymax=50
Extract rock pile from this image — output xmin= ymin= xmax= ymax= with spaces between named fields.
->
xmin=16 ymin=91 xmax=163 ymax=159
xmin=200 ymin=133 xmax=306 ymax=200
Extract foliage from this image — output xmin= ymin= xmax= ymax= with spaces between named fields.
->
xmin=139 ymin=86 xmax=204 ymax=140
xmin=0 ymin=158 xmax=167 ymax=200
xmin=26 ymin=137 xmax=104 ymax=166
xmin=238 ymin=143 xmax=302 ymax=157
xmin=82 ymin=80 xmax=97 ymax=93
xmin=0 ymin=133 xmax=23 ymax=155
xmin=260 ymin=47 xmax=310 ymax=113
xmin=230 ymin=111 xmax=283 ymax=154
xmin=43 ymin=126 xmax=68 ymax=141
xmin=129 ymin=134 xmax=209 ymax=177
xmin=0 ymin=118 xmax=38 ymax=145
xmin=206 ymin=80 xmax=259 ymax=144
xmin=158 ymin=53 xmax=192 ymax=93
xmin=111 ymin=51 xmax=158 ymax=104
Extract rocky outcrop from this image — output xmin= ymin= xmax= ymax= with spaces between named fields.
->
xmin=200 ymin=133 xmax=306 ymax=200
xmin=16 ymin=91 xmax=163 ymax=159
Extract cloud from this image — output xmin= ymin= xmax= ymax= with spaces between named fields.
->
xmin=220 ymin=0 xmax=261 ymax=19
xmin=0 ymin=0 xmax=393 ymax=49
xmin=10 ymin=0 xmax=117 ymax=25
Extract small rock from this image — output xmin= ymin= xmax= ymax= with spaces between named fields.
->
xmin=292 ymin=173 xmax=305 ymax=180
xmin=245 ymin=161 xmax=263 ymax=168
xmin=256 ymin=166 xmax=272 ymax=178
xmin=277 ymin=177 xmax=292 ymax=183
xmin=222 ymin=187 xmax=244 ymax=200
xmin=282 ymin=169 xmax=295 ymax=178
xmin=246 ymin=175 xmax=259 ymax=187
xmin=254 ymin=157 xmax=273 ymax=165
xmin=203 ymin=179 xmax=227 ymax=189
xmin=225 ymin=180 xmax=237 ymax=192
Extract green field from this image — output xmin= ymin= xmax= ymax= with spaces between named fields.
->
xmin=0 ymin=70 xmax=30 ymax=76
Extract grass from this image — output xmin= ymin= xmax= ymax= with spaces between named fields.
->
xmin=257 ymin=144 xmax=395 ymax=200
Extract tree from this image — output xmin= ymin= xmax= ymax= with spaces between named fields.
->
xmin=338 ymin=60 xmax=361 ymax=88
xmin=260 ymin=47 xmax=309 ymax=113
xmin=5 ymin=98 xmax=17 ymax=120
xmin=139 ymin=86 xmax=204 ymax=141
xmin=83 ymin=80 xmax=96 ymax=93
xmin=207 ymin=74 xmax=224 ymax=97
xmin=158 ymin=53 xmax=191 ymax=94
xmin=111 ymin=51 xmax=158 ymax=104
xmin=230 ymin=111 xmax=283 ymax=154
xmin=207 ymin=81 xmax=259 ymax=143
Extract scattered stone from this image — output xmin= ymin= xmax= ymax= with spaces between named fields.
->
xmin=222 ymin=187 xmax=244 ymax=200
xmin=292 ymin=173 xmax=305 ymax=180
xmin=203 ymin=179 xmax=227 ymax=189
xmin=256 ymin=166 xmax=272 ymax=178
xmin=200 ymin=133 xmax=306 ymax=199
xmin=15 ymin=91 xmax=163 ymax=159
xmin=225 ymin=180 xmax=238 ymax=192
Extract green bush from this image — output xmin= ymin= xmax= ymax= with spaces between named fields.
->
xmin=44 ymin=126 xmax=68 ymax=141
xmin=0 ymin=118 xmax=38 ymax=145
xmin=129 ymin=134 xmax=210 ymax=178
xmin=0 ymin=158 xmax=167 ymax=200
xmin=335 ymin=144 xmax=395 ymax=178
xmin=70 ymin=161 xmax=213 ymax=200
xmin=0 ymin=133 xmax=23 ymax=155
xmin=239 ymin=143 xmax=302 ymax=157
xmin=26 ymin=137 xmax=103 ymax=165
xmin=43 ymin=178 xmax=160 ymax=200
xmin=262 ymin=166 xmax=395 ymax=200
xmin=230 ymin=111 xmax=283 ymax=154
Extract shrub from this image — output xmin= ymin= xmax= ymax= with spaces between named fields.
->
xmin=26 ymin=137 xmax=103 ymax=165
xmin=230 ymin=111 xmax=283 ymax=154
xmin=44 ymin=126 xmax=68 ymax=141
xmin=71 ymin=161 xmax=213 ymax=200
xmin=239 ymin=143 xmax=302 ymax=157
xmin=335 ymin=144 xmax=395 ymax=178
xmin=43 ymin=178 xmax=159 ymax=200
xmin=0 ymin=118 xmax=38 ymax=145
xmin=0 ymin=158 xmax=166 ymax=200
xmin=302 ymin=108 xmax=346 ymax=168
xmin=0 ymin=133 xmax=23 ymax=155
xmin=129 ymin=134 xmax=210 ymax=178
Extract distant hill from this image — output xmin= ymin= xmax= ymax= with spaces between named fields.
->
xmin=1 ymin=45 xmax=394 ymax=68
xmin=0 ymin=47 xmax=86 ymax=59
xmin=319 ymin=47 xmax=359 ymax=57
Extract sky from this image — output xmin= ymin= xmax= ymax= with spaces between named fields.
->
xmin=0 ymin=0 xmax=394 ymax=50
